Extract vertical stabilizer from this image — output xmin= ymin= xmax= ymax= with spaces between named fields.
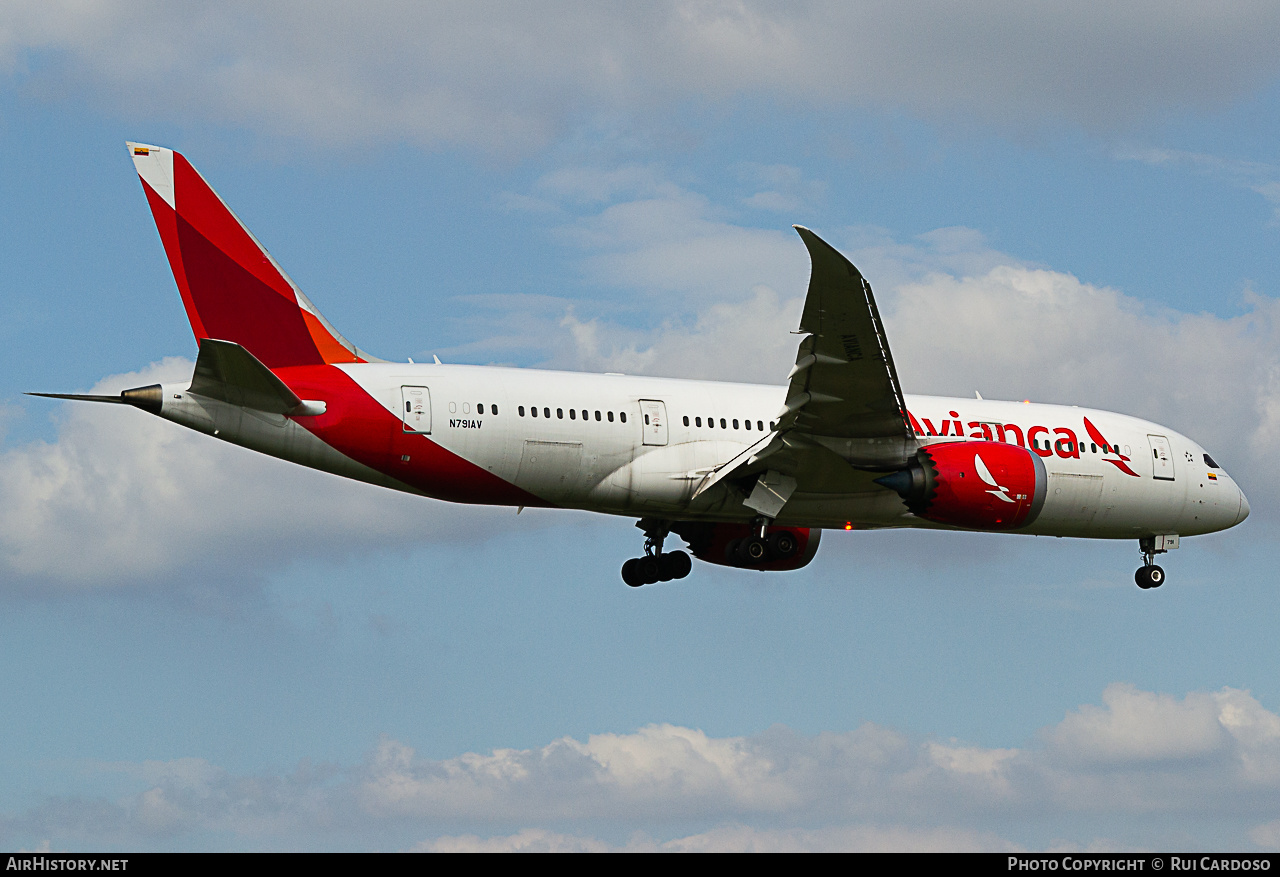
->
xmin=127 ymin=141 xmax=378 ymax=368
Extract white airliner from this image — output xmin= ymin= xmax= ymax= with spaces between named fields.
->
xmin=34 ymin=143 xmax=1250 ymax=590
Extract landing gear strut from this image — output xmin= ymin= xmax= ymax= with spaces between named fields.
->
xmin=1135 ymin=536 xmax=1168 ymax=590
xmin=621 ymin=519 xmax=692 ymax=587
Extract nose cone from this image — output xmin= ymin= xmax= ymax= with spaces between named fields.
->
xmin=1236 ymin=488 xmax=1251 ymax=525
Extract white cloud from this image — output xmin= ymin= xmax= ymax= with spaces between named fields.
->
xmin=1045 ymin=684 xmax=1234 ymax=765
xmin=4 ymin=3 xmax=1280 ymax=150
xmin=7 ymin=684 xmax=1280 ymax=850
xmin=1 ymin=359 xmax=524 ymax=591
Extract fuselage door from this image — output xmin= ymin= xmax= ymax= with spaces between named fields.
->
xmin=1148 ymin=434 xmax=1174 ymax=481
xmin=401 ymin=386 xmax=431 ymax=434
xmin=639 ymin=399 xmax=668 ymax=446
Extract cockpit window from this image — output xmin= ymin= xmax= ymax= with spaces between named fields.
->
xmin=1203 ymin=453 xmax=1220 ymax=469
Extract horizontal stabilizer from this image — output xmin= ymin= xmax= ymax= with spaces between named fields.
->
xmin=189 ymin=338 xmax=306 ymax=415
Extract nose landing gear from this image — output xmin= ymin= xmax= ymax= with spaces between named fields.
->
xmin=621 ymin=520 xmax=692 ymax=587
xmin=1135 ymin=535 xmax=1176 ymax=589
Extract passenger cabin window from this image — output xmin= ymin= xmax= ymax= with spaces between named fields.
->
xmin=530 ymin=406 xmax=537 ymax=417
xmin=478 ymin=404 xmax=485 ymax=414
xmin=620 ymin=412 xmax=626 ymax=423
xmin=581 ymin=410 xmax=588 ymax=420
xmin=607 ymin=411 xmax=614 ymax=422
xmin=733 ymin=419 xmax=739 ymax=429
xmin=518 ymin=406 xmax=525 ymax=416
xmin=557 ymin=408 xmax=563 ymax=419
xmin=543 ymin=407 xmax=550 ymax=418
xmin=720 ymin=418 xmax=726 ymax=429
xmin=570 ymin=409 xmax=576 ymax=420
xmin=757 ymin=421 xmax=764 ymax=431
xmin=695 ymin=417 xmax=702 ymax=427
xmin=683 ymin=416 xmax=689 ymax=426
xmin=595 ymin=411 xmax=601 ymax=421
xmin=645 ymin=414 xmax=651 ymax=425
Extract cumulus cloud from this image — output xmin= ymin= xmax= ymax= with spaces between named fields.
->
xmin=0 ymin=358 xmax=522 ymax=591
xmin=3 ymin=3 xmax=1280 ymax=150
xmin=6 ymin=684 xmax=1280 ymax=850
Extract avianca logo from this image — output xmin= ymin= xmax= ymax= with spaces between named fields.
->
xmin=1082 ymin=416 xmax=1140 ymax=477
xmin=905 ymin=408 xmax=1142 ymax=478
xmin=974 ymin=453 xmax=1016 ymax=503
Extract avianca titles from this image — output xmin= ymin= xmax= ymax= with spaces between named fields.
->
xmin=33 ymin=143 xmax=1249 ymax=591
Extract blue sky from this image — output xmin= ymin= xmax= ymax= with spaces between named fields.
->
xmin=3 ymin=2 xmax=1280 ymax=851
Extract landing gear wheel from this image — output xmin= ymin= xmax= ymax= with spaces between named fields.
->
xmin=1135 ymin=565 xmax=1165 ymax=589
xmin=637 ymin=555 xmax=662 ymax=585
xmin=739 ymin=536 xmax=770 ymax=564
xmin=624 ymin=520 xmax=692 ymax=586
xmin=666 ymin=550 xmax=692 ymax=579
xmin=769 ymin=531 xmax=798 ymax=559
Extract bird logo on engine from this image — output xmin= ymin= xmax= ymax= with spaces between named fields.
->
xmin=974 ymin=453 xmax=1016 ymax=503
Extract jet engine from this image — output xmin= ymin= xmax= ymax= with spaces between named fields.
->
xmin=876 ymin=441 xmax=1047 ymax=530
xmin=671 ymin=522 xmax=821 ymax=571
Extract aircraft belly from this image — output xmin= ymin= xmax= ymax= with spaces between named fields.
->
xmin=162 ymin=388 xmax=422 ymax=494
xmin=589 ymin=442 xmax=702 ymax=513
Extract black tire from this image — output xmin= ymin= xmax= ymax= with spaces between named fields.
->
xmin=667 ymin=550 xmax=692 ymax=579
xmin=725 ymin=538 xmax=743 ymax=565
xmin=769 ymin=531 xmax=798 ymax=559
xmin=622 ymin=558 xmax=643 ymax=587
xmin=657 ymin=554 xmax=676 ymax=582
xmin=1135 ymin=566 xmax=1154 ymax=589
xmin=637 ymin=555 xmax=662 ymax=585
xmin=742 ymin=536 xmax=770 ymax=564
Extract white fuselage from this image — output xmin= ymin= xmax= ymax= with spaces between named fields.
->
xmin=150 ymin=362 xmax=1249 ymax=541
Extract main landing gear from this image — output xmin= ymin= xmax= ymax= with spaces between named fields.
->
xmin=724 ymin=522 xmax=799 ymax=567
xmin=621 ymin=520 xmax=692 ymax=587
xmin=1135 ymin=535 xmax=1174 ymax=590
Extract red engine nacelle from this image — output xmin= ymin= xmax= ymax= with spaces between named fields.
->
xmin=671 ymin=522 xmax=821 ymax=571
xmin=877 ymin=441 xmax=1047 ymax=530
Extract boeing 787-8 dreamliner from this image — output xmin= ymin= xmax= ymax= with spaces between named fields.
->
xmin=34 ymin=144 xmax=1250 ymax=590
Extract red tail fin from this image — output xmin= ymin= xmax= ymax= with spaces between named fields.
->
xmin=127 ymin=142 xmax=374 ymax=369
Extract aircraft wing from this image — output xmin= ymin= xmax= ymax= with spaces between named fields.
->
xmin=693 ymin=226 xmax=917 ymax=517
